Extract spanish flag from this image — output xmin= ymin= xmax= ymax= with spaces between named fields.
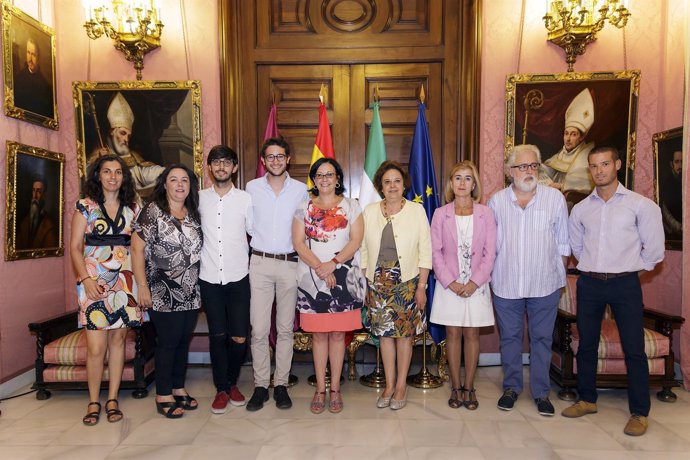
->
xmin=307 ymin=86 xmax=335 ymax=190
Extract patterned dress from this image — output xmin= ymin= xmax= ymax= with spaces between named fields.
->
xmin=77 ymin=198 xmax=145 ymax=330
xmin=365 ymin=222 xmax=425 ymax=337
xmin=295 ymin=198 xmax=364 ymax=332
xmin=133 ymin=202 xmax=203 ymax=312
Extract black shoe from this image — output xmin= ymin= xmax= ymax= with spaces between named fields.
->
xmin=535 ymin=396 xmax=555 ymax=416
xmin=246 ymin=387 xmax=269 ymax=412
xmin=497 ymin=389 xmax=518 ymax=411
xmin=273 ymin=385 xmax=292 ymax=410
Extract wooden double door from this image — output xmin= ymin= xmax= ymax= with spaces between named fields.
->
xmin=220 ymin=0 xmax=481 ymax=192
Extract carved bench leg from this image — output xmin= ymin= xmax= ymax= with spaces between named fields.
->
xmin=557 ymin=387 xmax=577 ymax=401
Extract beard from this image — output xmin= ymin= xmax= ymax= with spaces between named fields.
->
xmin=113 ymin=140 xmax=130 ymax=156
xmin=212 ymin=171 xmax=232 ymax=185
xmin=513 ymin=175 xmax=537 ymax=193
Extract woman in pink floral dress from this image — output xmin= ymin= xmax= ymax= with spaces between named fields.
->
xmin=293 ymin=158 xmax=365 ymax=414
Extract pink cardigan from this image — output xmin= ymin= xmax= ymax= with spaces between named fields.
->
xmin=430 ymin=202 xmax=497 ymax=288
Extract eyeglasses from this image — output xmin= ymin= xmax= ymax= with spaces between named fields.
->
xmin=211 ymin=159 xmax=235 ymax=167
xmin=510 ymin=163 xmax=540 ymax=172
xmin=265 ymin=154 xmax=287 ymax=162
xmin=315 ymin=172 xmax=335 ymax=180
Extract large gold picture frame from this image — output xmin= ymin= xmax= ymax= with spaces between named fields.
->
xmin=653 ymin=126 xmax=683 ymax=251
xmin=1 ymin=3 xmax=58 ymax=129
xmin=505 ymin=70 xmax=640 ymax=197
xmin=73 ymin=80 xmax=204 ymax=194
xmin=5 ymin=141 xmax=64 ymax=261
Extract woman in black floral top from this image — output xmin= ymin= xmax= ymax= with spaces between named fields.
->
xmin=132 ymin=164 xmax=202 ymax=418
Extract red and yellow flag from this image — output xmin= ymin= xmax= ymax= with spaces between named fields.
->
xmin=307 ymin=87 xmax=335 ymax=189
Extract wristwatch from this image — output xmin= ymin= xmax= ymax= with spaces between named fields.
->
xmin=331 ymin=257 xmax=342 ymax=269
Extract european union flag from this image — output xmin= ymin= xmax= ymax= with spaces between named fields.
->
xmin=406 ymin=101 xmax=444 ymax=344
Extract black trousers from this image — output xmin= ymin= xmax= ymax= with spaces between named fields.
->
xmin=575 ymin=273 xmax=650 ymax=416
xmin=149 ymin=309 xmax=199 ymax=396
xmin=200 ymin=276 xmax=250 ymax=392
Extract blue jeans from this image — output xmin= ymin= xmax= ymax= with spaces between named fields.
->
xmin=575 ymin=273 xmax=649 ymax=416
xmin=493 ymin=290 xmax=560 ymax=399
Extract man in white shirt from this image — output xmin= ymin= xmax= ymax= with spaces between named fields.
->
xmin=199 ymin=145 xmax=253 ymax=414
xmin=245 ymin=138 xmax=308 ymax=411
xmin=489 ymin=144 xmax=570 ymax=417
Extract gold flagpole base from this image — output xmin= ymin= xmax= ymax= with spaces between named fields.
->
xmin=406 ymin=366 xmax=443 ymax=389
xmin=308 ymin=364 xmax=344 ymax=387
xmin=359 ymin=365 xmax=386 ymax=388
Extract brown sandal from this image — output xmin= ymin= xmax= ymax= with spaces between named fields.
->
xmin=105 ymin=399 xmax=123 ymax=423
xmin=329 ymin=389 xmax=343 ymax=414
xmin=82 ymin=401 xmax=101 ymax=426
xmin=464 ymin=388 xmax=479 ymax=410
xmin=310 ymin=391 xmax=326 ymax=414
xmin=448 ymin=387 xmax=464 ymax=409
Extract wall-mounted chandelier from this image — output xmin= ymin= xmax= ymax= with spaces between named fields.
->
xmin=83 ymin=0 xmax=163 ymax=80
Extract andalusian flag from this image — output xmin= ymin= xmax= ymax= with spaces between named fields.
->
xmin=406 ymin=99 xmax=443 ymax=343
xmin=307 ymin=87 xmax=335 ymax=190
xmin=255 ymin=103 xmax=280 ymax=178
xmin=358 ymin=101 xmax=386 ymax=207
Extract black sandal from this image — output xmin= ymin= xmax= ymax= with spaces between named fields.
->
xmin=82 ymin=401 xmax=101 ymax=426
xmin=156 ymin=400 xmax=184 ymax=419
xmin=173 ymin=394 xmax=198 ymax=410
xmin=464 ymin=388 xmax=479 ymax=410
xmin=105 ymin=399 xmax=123 ymax=423
xmin=448 ymin=387 xmax=464 ymax=409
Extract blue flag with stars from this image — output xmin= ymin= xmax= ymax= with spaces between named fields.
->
xmin=405 ymin=101 xmax=444 ymax=344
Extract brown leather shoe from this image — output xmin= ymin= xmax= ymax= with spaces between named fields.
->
xmin=624 ymin=414 xmax=648 ymax=436
xmin=561 ymin=400 xmax=598 ymax=418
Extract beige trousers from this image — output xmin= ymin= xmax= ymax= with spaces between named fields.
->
xmin=249 ymin=256 xmax=298 ymax=388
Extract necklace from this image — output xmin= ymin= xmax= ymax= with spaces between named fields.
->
xmin=456 ymin=215 xmax=472 ymax=284
xmin=382 ymin=199 xmax=405 ymax=224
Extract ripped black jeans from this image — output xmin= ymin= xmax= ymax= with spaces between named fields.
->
xmin=200 ymin=276 xmax=250 ymax=392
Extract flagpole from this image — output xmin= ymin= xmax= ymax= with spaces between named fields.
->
xmin=406 ymin=84 xmax=442 ymax=389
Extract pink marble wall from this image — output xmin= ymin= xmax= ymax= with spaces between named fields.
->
xmin=479 ymin=1 xmax=686 ymax=355
xmin=0 ymin=0 xmax=221 ymax=382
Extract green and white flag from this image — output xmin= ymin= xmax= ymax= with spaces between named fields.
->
xmin=358 ymin=101 xmax=386 ymax=207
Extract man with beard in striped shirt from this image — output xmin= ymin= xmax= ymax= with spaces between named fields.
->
xmin=489 ymin=144 xmax=570 ymax=417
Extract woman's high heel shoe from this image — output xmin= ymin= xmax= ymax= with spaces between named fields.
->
xmin=448 ymin=387 xmax=464 ymax=409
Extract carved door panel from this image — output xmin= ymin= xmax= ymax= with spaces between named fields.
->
xmin=350 ymin=63 xmax=442 ymax=197
xmin=256 ymin=64 xmax=351 ymax=186
xmin=225 ymin=0 xmax=479 ymax=189
xmin=256 ymin=62 xmax=442 ymax=196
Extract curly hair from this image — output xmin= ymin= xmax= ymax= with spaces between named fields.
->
xmin=308 ymin=157 xmax=346 ymax=196
xmin=83 ymin=155 xmax=137 ymax=208
xmin=260 ymin=137 xmax=291 ymax=157
xmin=150 ymin=164 xmax=201 ymax=224
xmin=373 ymin=160 xmax=410 ymax=196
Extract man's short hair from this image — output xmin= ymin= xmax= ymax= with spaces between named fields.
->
xmin=588 ymin=144 xmax=620 ymax=161
xmin=207 ymin=145 xmax=238 ymax=165
xmin=504 ymin=144 xmax=542 ymax=178
xmin=260 ymin=137 xmax=290 ymax=157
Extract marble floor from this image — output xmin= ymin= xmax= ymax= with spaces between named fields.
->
xmin=0 ymin=363 xmax=689 ymax=460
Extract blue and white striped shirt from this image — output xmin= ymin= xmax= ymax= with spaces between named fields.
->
xmin=488 ymin=185 xmax=570 ymax=299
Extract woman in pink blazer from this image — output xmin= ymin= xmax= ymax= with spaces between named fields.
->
xmin=430 ymin=160 xmax=496 ymax=410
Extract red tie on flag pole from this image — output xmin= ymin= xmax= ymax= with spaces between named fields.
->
xmin=307 ymin=85 xmax=335 ymax=190
xmin=256 ymin=102 xmax=280 ymax=178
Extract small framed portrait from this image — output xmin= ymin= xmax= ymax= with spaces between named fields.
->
xmin=1 ymin=3 xmax=58 ymax=129
xmin=5 ymin=141 xmax=64 ymax=261
xmin=505 ymin=70 xmax=640 ymax=208
xmin=653 ymin=127 xmax=683 ymax=250
xmin=73 ymin=80 xmax=203 ymax=197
